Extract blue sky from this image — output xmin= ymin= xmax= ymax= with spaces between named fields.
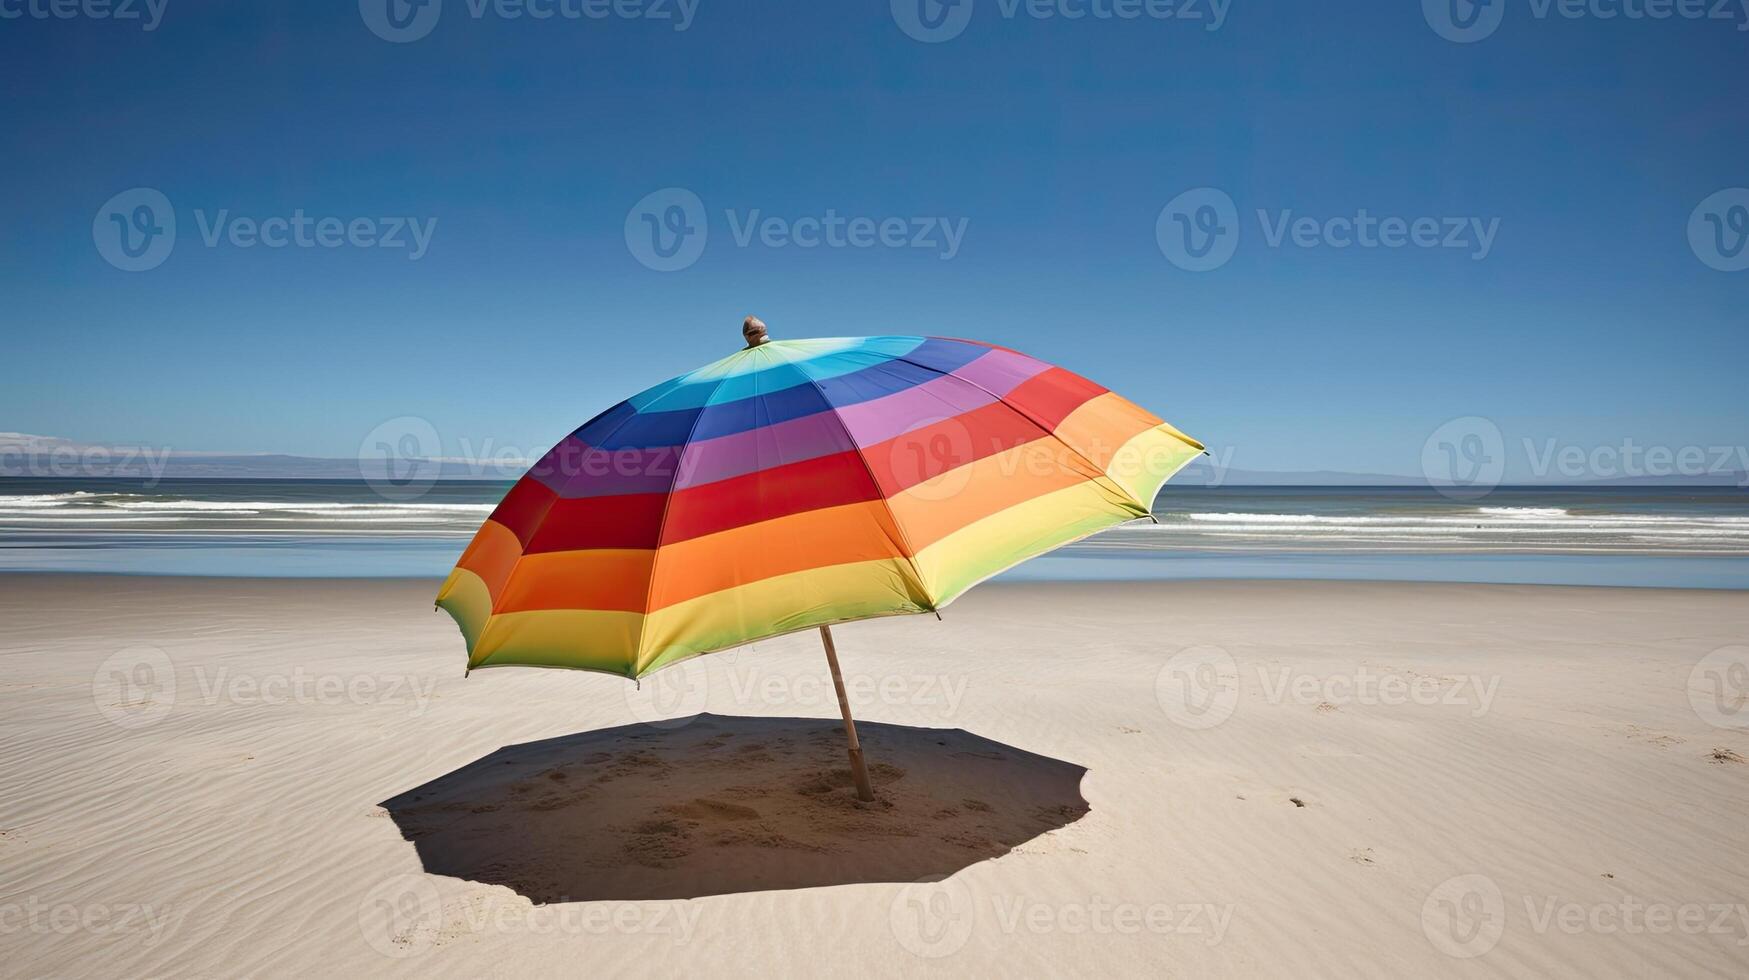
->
xmin=2 ymin=0 xmax=1744 ymax=479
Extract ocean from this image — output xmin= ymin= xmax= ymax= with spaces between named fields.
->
xmin=1 ymin=478 xmax=1746 ymax=588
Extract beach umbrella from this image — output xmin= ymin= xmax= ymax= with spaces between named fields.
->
xmin=436 ymin=318 xmax=1203 ymax=800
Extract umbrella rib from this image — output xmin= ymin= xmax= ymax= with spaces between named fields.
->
xmin=888 ymin=347 xmax=1156 ymax=518
xmin=629 ymin=360 xmax=743 ymax=676
xmin=774 ymin=345 xmax=937 ymax=612
xmin=486 ymin=397 xmax=652 ymax=624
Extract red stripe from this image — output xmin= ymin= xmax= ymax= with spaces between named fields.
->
xmin=489 ymin=476 xmax=558 ymax=548
xmin=521 ymin=450 xmax=885 ymax=552
xmin=660 ymin=449 xmax=881 ymax=544
xmin=524 ymin=491 xmax=669 ymax=553
xmin=1004 ymin=367 xmax=1107 ymax=431
xmin=863 ymin=401 xmax=1047 ymax=496
xmin=500 ymin=368 xmax=1108 ymax=554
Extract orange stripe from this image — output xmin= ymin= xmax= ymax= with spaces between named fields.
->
xmin=496 ymin=549 xmax=656 ymax=613
xmin=888 ymin=438 xmax=1101 ymax=550
xmin=1053 ymin=391 xmax=1164 ymax=473
xmin=455 ymin=519 xmax=524 ymax=605
xmin=647 ymin=500 xmax=916 ymax=611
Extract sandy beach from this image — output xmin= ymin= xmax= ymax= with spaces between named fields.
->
xmin=2 ymin=575 xmax=1746 ymax=977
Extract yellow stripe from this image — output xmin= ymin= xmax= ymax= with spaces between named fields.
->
xmin=636 ymin=557 xmax=931 ymax=674
xmin=465 ymin=557 xmax=933 ymax=678
xmin=911 ymin=479 xmax=1144 ymax=603
xmin=435 ymin=567 xmax=494 ymax=653
xmin=1105 ymin=424 xmax=1204 ymax=505
xmin=886 ymin=436 xmax=1099 ymax=549
xmin=1053 ymin=391 xmax=1162 ymax=472
xmin=471 ymin=607 xmax=645 ymax=675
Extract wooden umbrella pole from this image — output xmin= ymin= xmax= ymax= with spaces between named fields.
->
xmin=819 ymin=625 xmax=875 ymax=802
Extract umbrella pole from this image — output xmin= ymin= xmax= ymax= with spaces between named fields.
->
xmin=819 ymin=625 xmax=875 ymax=802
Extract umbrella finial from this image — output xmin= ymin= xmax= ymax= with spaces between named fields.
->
xmin=742 ymin=316 xmax=770 ymax=349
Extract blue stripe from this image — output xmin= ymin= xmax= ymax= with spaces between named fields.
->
xmin=576 ymin=337 xmax=994 ymax=448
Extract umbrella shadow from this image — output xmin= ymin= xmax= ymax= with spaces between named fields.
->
xmin=378 ymin=714 xmax=1089 ymax=903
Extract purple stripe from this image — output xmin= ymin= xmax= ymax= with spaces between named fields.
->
xmin=835 ymin=372 xmax=996 ymax=448
xmin=951 ymin=347 xmax=1050 ymax=397
xmin=672 ymin=410 xmax=856 ymax=490
xmin=527 ymin=435 xmax=680 ymax=498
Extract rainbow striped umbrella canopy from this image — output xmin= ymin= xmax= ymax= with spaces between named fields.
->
xmin=437 ymin=330 xmax=1203 ymax=680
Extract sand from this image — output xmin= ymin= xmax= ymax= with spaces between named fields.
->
xmin=2 ymin=575 xmax=1746 ymax=977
